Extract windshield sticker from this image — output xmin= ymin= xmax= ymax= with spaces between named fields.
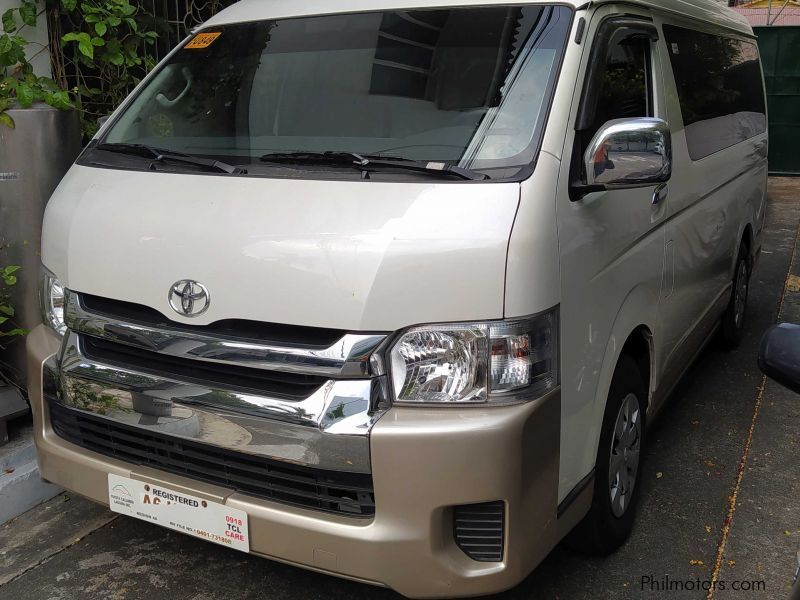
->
xmin=186 ymin=32 xmax=221 ymax=49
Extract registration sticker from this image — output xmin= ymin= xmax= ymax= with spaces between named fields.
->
xmin=186 ymin=31 xmax=221 ymax=49
xmin=108 ymin=474 xmax=249 ymax=552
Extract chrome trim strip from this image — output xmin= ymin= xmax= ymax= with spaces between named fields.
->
xmin=64 ymin=290 xmax=387 ymax=378
xmin=50 ymin=332 xmax=386 ymax=473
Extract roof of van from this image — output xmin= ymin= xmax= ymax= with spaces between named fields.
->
xmin=203 ymin=0 xmax=754 ymax=35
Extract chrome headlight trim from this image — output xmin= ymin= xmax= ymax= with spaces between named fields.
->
xmin=387 ymin=307 xmax=559 ymax=406
xmin=39 ymin=265 xmax=66 ymax=337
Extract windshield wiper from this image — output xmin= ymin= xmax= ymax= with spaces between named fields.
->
xmin=259 ymin=151 xmax=489 ymax=181
xmin=95 ymin=142 xmax=246 ymax=175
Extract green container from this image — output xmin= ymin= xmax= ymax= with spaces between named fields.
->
xmin=755 ymin=26 xmax=800 ymax=175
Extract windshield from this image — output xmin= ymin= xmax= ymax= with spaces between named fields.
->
xmin=96 ymin=5 xmax=572 ymax=179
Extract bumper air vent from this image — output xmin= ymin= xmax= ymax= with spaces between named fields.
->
xmin=453 ymin=501 xmax=505 ymax=562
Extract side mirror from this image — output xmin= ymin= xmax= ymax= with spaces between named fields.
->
xmin=758 ymin=323 xmax=800 ymax=395
xmin=573 ymin=118 xmax=672 ymax=198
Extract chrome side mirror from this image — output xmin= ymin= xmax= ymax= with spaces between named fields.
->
xmin=758 ymin=323 xmax=800 ymax=395
xmin=583 ymin=117 xmax=672 ymax=189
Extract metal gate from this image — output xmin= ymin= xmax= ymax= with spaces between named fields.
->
xmin=52 ymin=0 xmax=238 ymax=137
xmin=145 ymin=0 xmax=237 ymax=62
xmin=755 ymin=26 xmax=800 ymax=175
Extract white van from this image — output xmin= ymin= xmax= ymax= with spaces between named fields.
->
xmin=28 ymin=0 xmax=768 ymax=596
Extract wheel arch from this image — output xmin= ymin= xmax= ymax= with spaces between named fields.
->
xmin=732 ymin=215 xmax=756 ymax=277
xmin=588 ymin=285 xmax=657 ymax=464
xmin=742 ymin=223 xmax=753 ymax=252
xmin=742 ymin=222 xmax=754 ymax=263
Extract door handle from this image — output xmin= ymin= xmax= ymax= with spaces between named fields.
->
xmin=652 ymin=183 xmax=668 ymax=206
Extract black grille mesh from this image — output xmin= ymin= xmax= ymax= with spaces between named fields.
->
xmin=453 ymin=501 xmax=505 ymax=562
xmin=49 ymin=399 xmax=375 ymax=518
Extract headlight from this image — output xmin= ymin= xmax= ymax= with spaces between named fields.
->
xmin=39 ymin=266 xmax=66 ymax=336
xmin=388 ymin=308 xmax=558 ymax=405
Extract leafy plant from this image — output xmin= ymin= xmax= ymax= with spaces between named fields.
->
xmin=0 ymin=264 xmax=26 ymax=342
xmin=0 ymin=0 xmax=158 ymax=135
xmin=0 ymin=1 xmax=72 ymax=128
xmin=56 ymin=0 xmax=158 ymax=137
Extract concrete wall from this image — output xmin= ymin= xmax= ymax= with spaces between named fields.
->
xmin=0 ymin=0 xmax=50 ymax=77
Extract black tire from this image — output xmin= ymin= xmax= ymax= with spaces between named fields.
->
xmin=720 ymin=244 xmax=751 ymax=349
xmin=566 ymin=355 xmax=647 ymax=556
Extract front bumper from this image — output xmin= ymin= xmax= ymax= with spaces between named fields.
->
xmin=27 ymin=324 xmax=575 ymax=598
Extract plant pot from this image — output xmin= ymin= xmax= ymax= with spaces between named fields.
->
xmin=0 ymin=103 xmax=81 ymax=391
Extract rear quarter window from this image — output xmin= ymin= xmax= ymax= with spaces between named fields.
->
xmin=663 ymin=24 xmax=766 ymax=161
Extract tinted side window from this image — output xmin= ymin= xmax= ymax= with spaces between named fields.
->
xmin=592 ymin=37 xmax=651 ymax=136
xmin=663 ymin=25 xmax=766 ymax=160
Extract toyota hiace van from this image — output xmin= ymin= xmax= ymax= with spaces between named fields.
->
xmin=28 ymin=0 xmax=768 ymax=596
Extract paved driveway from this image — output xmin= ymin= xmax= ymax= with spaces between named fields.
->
xmin=1 ymin=179 xmax=799 ymax=600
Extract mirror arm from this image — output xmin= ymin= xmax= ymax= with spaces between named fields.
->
xmin=569 ymin=181 xmax=607 ymax=202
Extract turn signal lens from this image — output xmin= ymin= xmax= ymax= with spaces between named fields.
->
xmin=489 ymin=311 xmax=558 ymax=398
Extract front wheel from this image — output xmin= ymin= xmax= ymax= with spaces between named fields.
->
xmin=720 ymin=245 xmax=751 ymax=349
xmin=566 ymin=355 xmax=646 ymax=555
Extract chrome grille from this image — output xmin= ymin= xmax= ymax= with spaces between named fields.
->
xmin=66 ymin=290 xmax=387 ymax=378
xmin=47 ymin=290 xmax=391 ymax=516
xmin=80 ymin=293 xmax=347 ymax=348
xmin=80 ymin=334 xmax=327 ymax=401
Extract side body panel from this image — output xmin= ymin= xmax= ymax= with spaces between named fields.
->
xmin=551 ymin=5 xmax=668 ymax=501
xmin=547 ymin=5 xmax=768 ymax=501
xmin=652 ymin=13 xmax=768 ymax=405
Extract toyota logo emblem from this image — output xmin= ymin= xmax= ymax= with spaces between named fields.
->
xmin=168 ymin=280 xmax=210 ymax=317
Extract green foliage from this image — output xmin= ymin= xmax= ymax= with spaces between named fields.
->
xmin=62 ymin=1 xmax=157 ymax=67
xmin=0 ymin=1 xmax=63 ymax=127
xmin=0 ymin=0 xmax=158 ymax=134
xmin=59 ymin=1 xmax=159 ymax=137
xmin=0 ymin=264 xmax=26 ymax=341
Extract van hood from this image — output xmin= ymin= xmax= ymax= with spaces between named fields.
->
xmin=42 ymin=166 xmax=520 ymax=331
